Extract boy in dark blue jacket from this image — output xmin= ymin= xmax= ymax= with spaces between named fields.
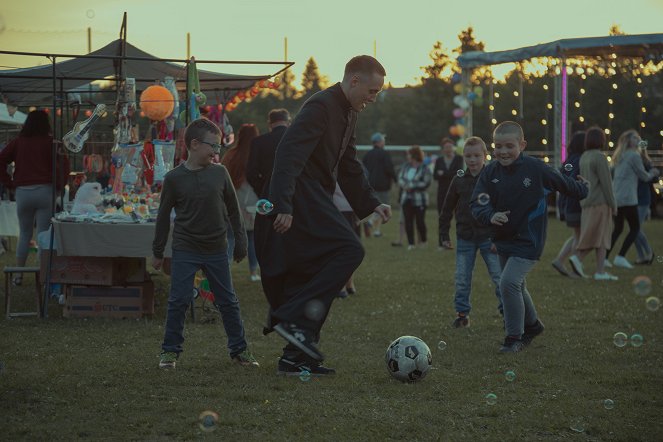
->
xmin=471 ymin=121 xmax=588 ymax=352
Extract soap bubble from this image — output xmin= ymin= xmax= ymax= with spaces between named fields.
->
xmin=299 ymin=370 xmax=311 ymax=382
xmin=505 ymin=370 xmax=516 ymax=382
xmin=645 ymin=296 xmax=660 ymax=312
xmin=630 ymin=333 xmax=643 ymax=347
xmin=456 ymin=169 xmax=465 ymax=177
xmin=304 ymin=300 xmax=325 ymax=321
xmin=564 ymin=163 xmax=573 ymax=172
xmin=569 ymin=418 xmax=586 ymax=433
xmin=477 ymin=193 xmax=490 ymax=206
xmin=256 ymin=199 xmax=274 ymax=215
xmin=86 ymin=9 xmax=95 ymax=19
xmin=603 ymin=399 xmax=615 ymax=410
xmin=613 ymin=332 xmax=628 ymax=348
xmin=657 ymin=256 xmax=663 ymax=264
xmin=437 ymin=341 xmax=447 ymax=351
xmin=485 ymin=393 xmax=497 ymax=405
xmin=198 ymin=410 xmax=218 ymax=432
xmin=632 ymin=276 xmax=652 ymax=296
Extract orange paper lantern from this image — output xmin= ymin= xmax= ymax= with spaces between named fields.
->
xmin=139 ymin=85 xmax=175 ymax=121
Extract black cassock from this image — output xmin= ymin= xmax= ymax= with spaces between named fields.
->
xmin=255 ymin=83 xmax=380 ymax=334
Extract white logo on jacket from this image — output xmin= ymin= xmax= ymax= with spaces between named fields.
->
xmin=491 ymin=178 xmax=499 ymax=184
xmin=523 ymin=178 xmax=532 ymax=188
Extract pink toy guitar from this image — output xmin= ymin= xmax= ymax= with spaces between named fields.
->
xmin=63 ymin=104 xmax=106 ymax=153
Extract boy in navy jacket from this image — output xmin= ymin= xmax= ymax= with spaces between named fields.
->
xmin=471 ymin=122 xmax=588 ymax=352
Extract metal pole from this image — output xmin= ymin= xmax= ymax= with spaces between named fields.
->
xmin=43 ymin=55 xmax=58 ymax=318
xmin=187 ymin=33 xmax=190 ymax=59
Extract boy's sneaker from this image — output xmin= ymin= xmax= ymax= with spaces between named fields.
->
xmin=568 ymin=255 xmax=588 ymax=278
xmin=612 ymin=255 xmax=634 ymax=269
xmin=604 ymin=259 xmax=613 ymax=268
xmin=499 ymin=337 xmax=524 ymax=353
xmin=522 ymin=320 xmax=545 ymax=346
xmin=273 ymin=322 xmax=324 ymax=361
xmin=593 ymin=272 xmax=619 ymax=281
xmin=232 ymin=349 xmax=260 ymax=367
xmin=276 ymin=357 xmax=336 ymax=376
xmin=452 ymin=314 xmax=470 ymax=328
xmin=159 ymin=352 xmax=178 ymax=369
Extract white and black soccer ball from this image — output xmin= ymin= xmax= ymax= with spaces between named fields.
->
xmin=385 ymin=336 xmax=433 ymax=382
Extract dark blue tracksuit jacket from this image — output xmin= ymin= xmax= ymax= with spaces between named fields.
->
xmin=471 ymin=154 xmax=588 ymax=260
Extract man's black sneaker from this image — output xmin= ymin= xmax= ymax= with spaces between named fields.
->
xmin=522 ymin=320 xmax=545 ymax=346
xmin=273 ymin=322 xmax=324 ymax=361
xmin=499 ymin=337 xmax=524 ymax=353
xmin=452 ymin=314 xmax=470 ymax=328
xmin=276 ymin=357 xmax=336 ymax=376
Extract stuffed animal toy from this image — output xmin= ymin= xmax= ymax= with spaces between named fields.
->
xmin=72 ymin=182 xmax=103 ymax=214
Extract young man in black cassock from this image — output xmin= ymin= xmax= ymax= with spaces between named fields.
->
xmin=254 ymin=56 xmax=392 ymax=376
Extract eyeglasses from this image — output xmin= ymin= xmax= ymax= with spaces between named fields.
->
xmin=196 ymin=139 xmax=223 ymax=153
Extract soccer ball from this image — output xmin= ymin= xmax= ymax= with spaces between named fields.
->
xmin=385 ymin=336 xmax=433 ymax=382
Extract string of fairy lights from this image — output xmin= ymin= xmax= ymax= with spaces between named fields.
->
xmin=485 ymin=54 xmax=660 ymax=162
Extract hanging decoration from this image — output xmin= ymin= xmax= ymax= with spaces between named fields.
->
xmin=139 ymin=85 xmax=175 ymax=121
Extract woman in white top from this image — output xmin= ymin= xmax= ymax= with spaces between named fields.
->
xmin=607 ymin=130 xmax=659 ymax=268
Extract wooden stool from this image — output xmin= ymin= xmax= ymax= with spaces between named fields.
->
xmin=3 ymin=266 xmax=43 ymax=319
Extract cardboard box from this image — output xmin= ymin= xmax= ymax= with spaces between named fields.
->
xmin=40 ymin=252 xmax=147 ymax=286
xmin=64 ymin=285 xmax=144 ymax=319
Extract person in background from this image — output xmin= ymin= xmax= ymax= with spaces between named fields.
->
xmin=398 ymin=145 xmax=432 ymax=250
xmin=605 ymin=130 xmax=659 ymax=269
xmin=222 ymin=123 xmax=261 ymax=281
xmin=0 ymin=110 xmax=69 ymax=285
xmin=439 ymin=137 xmax=502 ymax=328
xmin=332 ymin=183 xmax=360 ymax=297
xmin=633 ymin=143 xmax=658 ymax=265
xmin=569 ymin=127 xmax=618 ymax=280
xmin=551 ymin=131 xmax=585 ymax=277
xmin=152 ymin=118 xmax=258 ymax=369
xmin=434 ymin=137 xmax=464 ymax=249
xmin=362 ymin=132 xmax=396 ymax=237
xmin=246 ymin=109 xmax=290 ymax=198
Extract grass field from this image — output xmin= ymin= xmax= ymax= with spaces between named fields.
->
xmin=1 ymin=212 xmax=662 ymax=441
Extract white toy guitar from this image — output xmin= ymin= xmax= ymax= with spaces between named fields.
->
xmin=63 ymin=104 xmax=106 ymax=153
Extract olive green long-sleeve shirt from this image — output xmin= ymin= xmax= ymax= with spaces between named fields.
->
xmin=579 ymin=149 xmax=617 ymax=210
xmin=152 ymin=163 xmax=247 ymax=259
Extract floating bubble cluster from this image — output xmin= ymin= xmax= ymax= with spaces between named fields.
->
xmin=299 ymin=370 xmax=311 ymax=382
xmin=632 ymin=276 xmax=652 ymax=296
xmin=437 ymin=341 xmax=447 ymax=351
xmin=564 ymin=163 xmax=573 ymax=172
xmin=603 ymin=399 xmax=615 ymax=410
xmin=477 ymin=193 xmax=490 ymax=206
xmin=630 ymin=334 xmax=644 ymax=347
xmin=505 ymin=370 xmax=516 ymax=382
xmin=456 ymin=169 xmax=465 ymax=177
xmin=645 ymin=296 xmax=660 ymax=312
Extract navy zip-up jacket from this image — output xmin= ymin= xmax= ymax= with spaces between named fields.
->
xmin=471 ymin=154 xmax=588 ymax=260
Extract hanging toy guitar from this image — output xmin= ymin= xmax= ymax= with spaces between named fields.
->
xmin=62 ymin=103 xmax=107 ymax=153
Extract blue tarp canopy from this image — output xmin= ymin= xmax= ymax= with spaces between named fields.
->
xmin=458 ymin=33 xmax=663 ymax=68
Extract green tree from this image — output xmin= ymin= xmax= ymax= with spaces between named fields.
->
xmin=300 ymin=57 xmax=328 ymax=98
xmin=420 ymin=41 xmax=452 ymax=82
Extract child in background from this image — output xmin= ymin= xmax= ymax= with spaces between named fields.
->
xmin=439 ymin=137 xmax=502 ymax=328
xmin=152 ymin=118 xmax=259 ymax=369
xmin=471 ymin=121 xmax=588 ymax=353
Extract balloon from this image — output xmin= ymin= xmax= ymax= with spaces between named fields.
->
xmin=468 ymin=92 xmax=477 ymax=101
xmin=449 ymin=126 xmax=459 ymax=136
xmin=473 ymin=86 xmax=484 ymax=97
xmin=453 ymin=83 xmax=463 ymax=94
xmin=456 ymin=125 xmax=466 ymax=137
xmin=453 ymin=95 xmax=463 ymax=106
xmin=140 ymin=85 xmax=175 ymax=121
xmin=456 ymin=138 xmax=465 ymax=149
xmin=453 ymin=108 xmax=465 ymax=119
xmin=474 ymin=96 xmax=484 ymax=107
xmin=458 ymin=97 xmax=471 ymax=110
xmin=451 ymin=73 xmax=462 ymax=83
xmin=194 ymin=91 xmax=206 ymax=106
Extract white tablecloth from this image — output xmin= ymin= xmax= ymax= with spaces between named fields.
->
xmin=0 ymin=201 xmax=20 ymax=237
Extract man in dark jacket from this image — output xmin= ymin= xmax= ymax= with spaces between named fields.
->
xmin=362 ymin=132 xmax=396 ymax=237
xmin=246 ymin=109 xmax=290 ymax=198
xmin=255 ymin=55 xmax=392 ymax=375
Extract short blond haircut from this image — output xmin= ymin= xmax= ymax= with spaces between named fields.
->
xmin=184 ymin=118 xmax=221 ymax=150
xmin=493 ymin=121 xmax=524 ymax=141
xmin=463 ymin=136 xmax=488 ymax=154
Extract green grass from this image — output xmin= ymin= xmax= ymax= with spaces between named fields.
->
xmin=1 ymin=213 xmax=663 ymax=440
